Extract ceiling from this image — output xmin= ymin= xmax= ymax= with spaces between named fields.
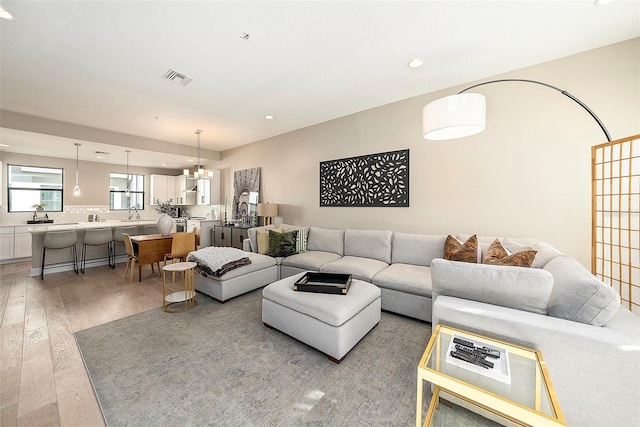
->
xmin=1 ymin=1 xmax=639 ymax=168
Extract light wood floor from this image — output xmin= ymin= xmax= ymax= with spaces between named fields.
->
xmin=0 ymin=259 xmax=183 ymax=427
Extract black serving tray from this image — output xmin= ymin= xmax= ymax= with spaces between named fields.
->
xmin=27 ymin=220 xmax=54 ymax=224
xmin=293 ymin=272 xmax=352 ymax=295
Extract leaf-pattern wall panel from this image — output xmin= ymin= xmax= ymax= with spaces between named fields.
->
xmin=319 ymin=149 xmax=409 ymax=207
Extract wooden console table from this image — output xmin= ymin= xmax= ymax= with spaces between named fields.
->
xmin=129 ymin=234 xmax=173 ymax=282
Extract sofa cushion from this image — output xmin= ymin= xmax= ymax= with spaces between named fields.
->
xmin=391 ymin=233 xmax=447 ymax=267
xmin=443 ymin=235 xmax=480 ymax=263
xmin=344 ymin=229 xmax=392 ymax=263
xmin=320 ymin=256 xmax=389 ymax=282
xmin=544 ymin=256 xmax=621 ymax=326
xmin=267 ymin=229 xmax=298 ymax=257
xmin=281 ymin=251 xmax=342 ymax=271
xmin=248 ymin=225 xmax=276 ymax=253
xmin=306 ymin=227 xmax=345 ymax=255
xmin=256 ymin=227 xmax=283 ymax=255
xmin=281 ymin=224 xmax=310 ymax=253
xmin=431 ymin=258 xmax=554 ymax=315
xmin=483 ymin=239 xmax=537 ymax=268
xmin=372 ymin=263 xmax=432 ymax=297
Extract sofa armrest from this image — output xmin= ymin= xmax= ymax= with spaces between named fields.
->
xmin=432 ymin=296 xmax=640 ymax=427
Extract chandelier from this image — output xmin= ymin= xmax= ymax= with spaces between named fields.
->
xmin=183 ymin=129 xmax=214 ymax=179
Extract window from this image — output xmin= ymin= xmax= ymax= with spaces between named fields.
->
xmin=8 ymin=165 xmax=63 ymax=212
xmin=110 ymin=172 xmax=144 ymax=210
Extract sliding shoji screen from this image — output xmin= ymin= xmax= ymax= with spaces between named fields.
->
xmin=592 ymin=134 xmax=640 ymax=316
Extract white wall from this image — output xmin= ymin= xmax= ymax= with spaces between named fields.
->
xmin=214 ymin=39 xmax=640 ymax=268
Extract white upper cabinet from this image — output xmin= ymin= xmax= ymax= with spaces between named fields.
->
xmin=151 ymin=174 xmax=178 ymax=204
xmin=197 ymin=170 xmax=220 ymax=205
xmin=174 ymin=175 xmax=196 ymax=205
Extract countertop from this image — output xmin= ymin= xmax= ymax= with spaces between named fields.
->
xmin=28 ymin=220 xmax=157 ymax=233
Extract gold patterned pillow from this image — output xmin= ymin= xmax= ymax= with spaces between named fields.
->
xmin=443 ymin=235 xmax=480 ymax=263
xmin=483 ymin=239 xmax=537 ymax=268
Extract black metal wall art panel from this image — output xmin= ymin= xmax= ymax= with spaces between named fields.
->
xmin=319 ymin=149 xmax=409 ymax=207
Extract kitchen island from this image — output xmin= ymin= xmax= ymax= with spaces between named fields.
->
xmin=29 ymin=220 xmax=160 ymax=277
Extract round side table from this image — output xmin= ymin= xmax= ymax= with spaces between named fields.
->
xmin=162 ymin=261 xmax=197 ymax=313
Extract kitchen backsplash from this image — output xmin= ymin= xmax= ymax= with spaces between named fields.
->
xmin=1 ymin=204 xmax=222 ymax=225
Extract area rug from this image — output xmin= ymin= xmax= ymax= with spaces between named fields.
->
xmin=75 ymin=289 xmax=486 ymax=426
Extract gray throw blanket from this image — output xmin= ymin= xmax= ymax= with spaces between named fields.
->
xmin=187 ymin=247 xmax=251 ymax=278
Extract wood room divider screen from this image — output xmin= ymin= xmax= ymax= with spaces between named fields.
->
xmin=592 ymin=134 xmax=640 ymax=316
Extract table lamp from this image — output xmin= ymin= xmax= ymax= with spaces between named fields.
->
xmin=258 ymin=203 xmax=279 ymax=226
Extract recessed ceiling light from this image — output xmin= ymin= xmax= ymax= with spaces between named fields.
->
xmin=264 ymin=115 xmax=274 ymax=120
xmin=162 ymin=163 xmax=168 ymax=166
xmin=595 ymin=0 xmax=617 ymax=5
xmin=407 ymin=58 xmax=424 ymax=69
xmin=0 ymin=7 xmax=14 ymax=20
xmin=0 ymin=143 xmax=10 ymax=147
xmin=187 ymin=159 xmax=194 ymax=162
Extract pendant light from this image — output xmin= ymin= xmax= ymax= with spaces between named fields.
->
xmin=73 ymin=143 xmax=81 ymax=196
xmin=183 ymin=129 xmax=214 ymax=179
xmin=125 ymin=150 xmax=131 ymax=197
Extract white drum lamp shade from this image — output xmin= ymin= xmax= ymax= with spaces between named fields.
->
xmin=258 ymin=203 xmax=279 ymax=226
xmin=423 ymin=93 xmax=486 ymax=140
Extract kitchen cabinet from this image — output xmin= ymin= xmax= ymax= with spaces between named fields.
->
xmin=213 ymin=225 xmax=250 ymax=249
xmin=186 ymin=220 xmax=200 ymax=233
xmin=150 ymin=174 xmax=177 ymax=203
xmin=174 ymin=175 xmax=196 ymax=205
xmin=0 ymin=227 xmax=14 ymax=260
xmin=197 ymin=178 xmax=210 ymax=205
xmin=196 ymin=170 xmax=221 ymax=205
xmin=14 ymin=226 xmax=32 ymax=258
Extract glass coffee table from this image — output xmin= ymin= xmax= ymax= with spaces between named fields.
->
xmin=416 ymin=324 xmax=566 ymax=426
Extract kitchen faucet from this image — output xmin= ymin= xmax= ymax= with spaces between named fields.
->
xmin=128 ymin=206 xmax=139 ymax=220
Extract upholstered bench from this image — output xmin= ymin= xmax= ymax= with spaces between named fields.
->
xmin=262 ymin=272 xmax=381 ymax=363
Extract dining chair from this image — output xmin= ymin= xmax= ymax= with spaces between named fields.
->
xmin=164 ymin=232 xmax=196 ymax=282
xmin=193 ymin=226 xmax=201 ymax=249
xmin=112 ymin=225 xmax=139 ymax=266
xmin=122 ymin=233 xmax=138 ymax=282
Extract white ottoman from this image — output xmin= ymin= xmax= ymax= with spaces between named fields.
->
xmin=262 ymin=273 xmax=381 ymax=363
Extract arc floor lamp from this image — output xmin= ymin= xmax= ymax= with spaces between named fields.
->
xmin=422 ymin=78 xmax=611 ymax=142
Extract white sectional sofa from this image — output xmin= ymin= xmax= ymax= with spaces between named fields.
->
xmin=186 ymin=224 xmax=638 ymax=425
xmin=229 ymin=224 xmax=640 ymax=426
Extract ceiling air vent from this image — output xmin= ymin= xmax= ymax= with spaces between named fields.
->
xmin=162 ymin=69 xmax=193 ymax=86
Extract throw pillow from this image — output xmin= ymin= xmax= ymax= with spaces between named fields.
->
xmin=257 ymin=228 xmax=282 ymax=255
xmin=283 ymin=226 xmax=309 ymax=253
xmin=483 ymin=239 xmax=537 ymax=268
xmin=267 ymin=229 xmax=298 ymax=257
xmin=443 ymin=235 xmax=480 ymax=263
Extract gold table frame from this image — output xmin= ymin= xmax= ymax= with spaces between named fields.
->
xmin=162 ymin=261 xmax=197 ymax=313
xmin=416 ymin=324 xmax=566 ymax=427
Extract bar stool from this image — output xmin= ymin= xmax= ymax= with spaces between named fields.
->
xmin=144 ymin=225 xmax=159 ymax=235
xmin=113 ymin=226 xmax=138 ymax=266
xmin=81 ymin=228 xmax=114 ymax=273
xmin=41 ymin=230 xmax=78 ymax=280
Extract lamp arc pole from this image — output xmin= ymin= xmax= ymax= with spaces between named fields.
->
xmin=458 ymin=79 xmax=611 ymax=142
